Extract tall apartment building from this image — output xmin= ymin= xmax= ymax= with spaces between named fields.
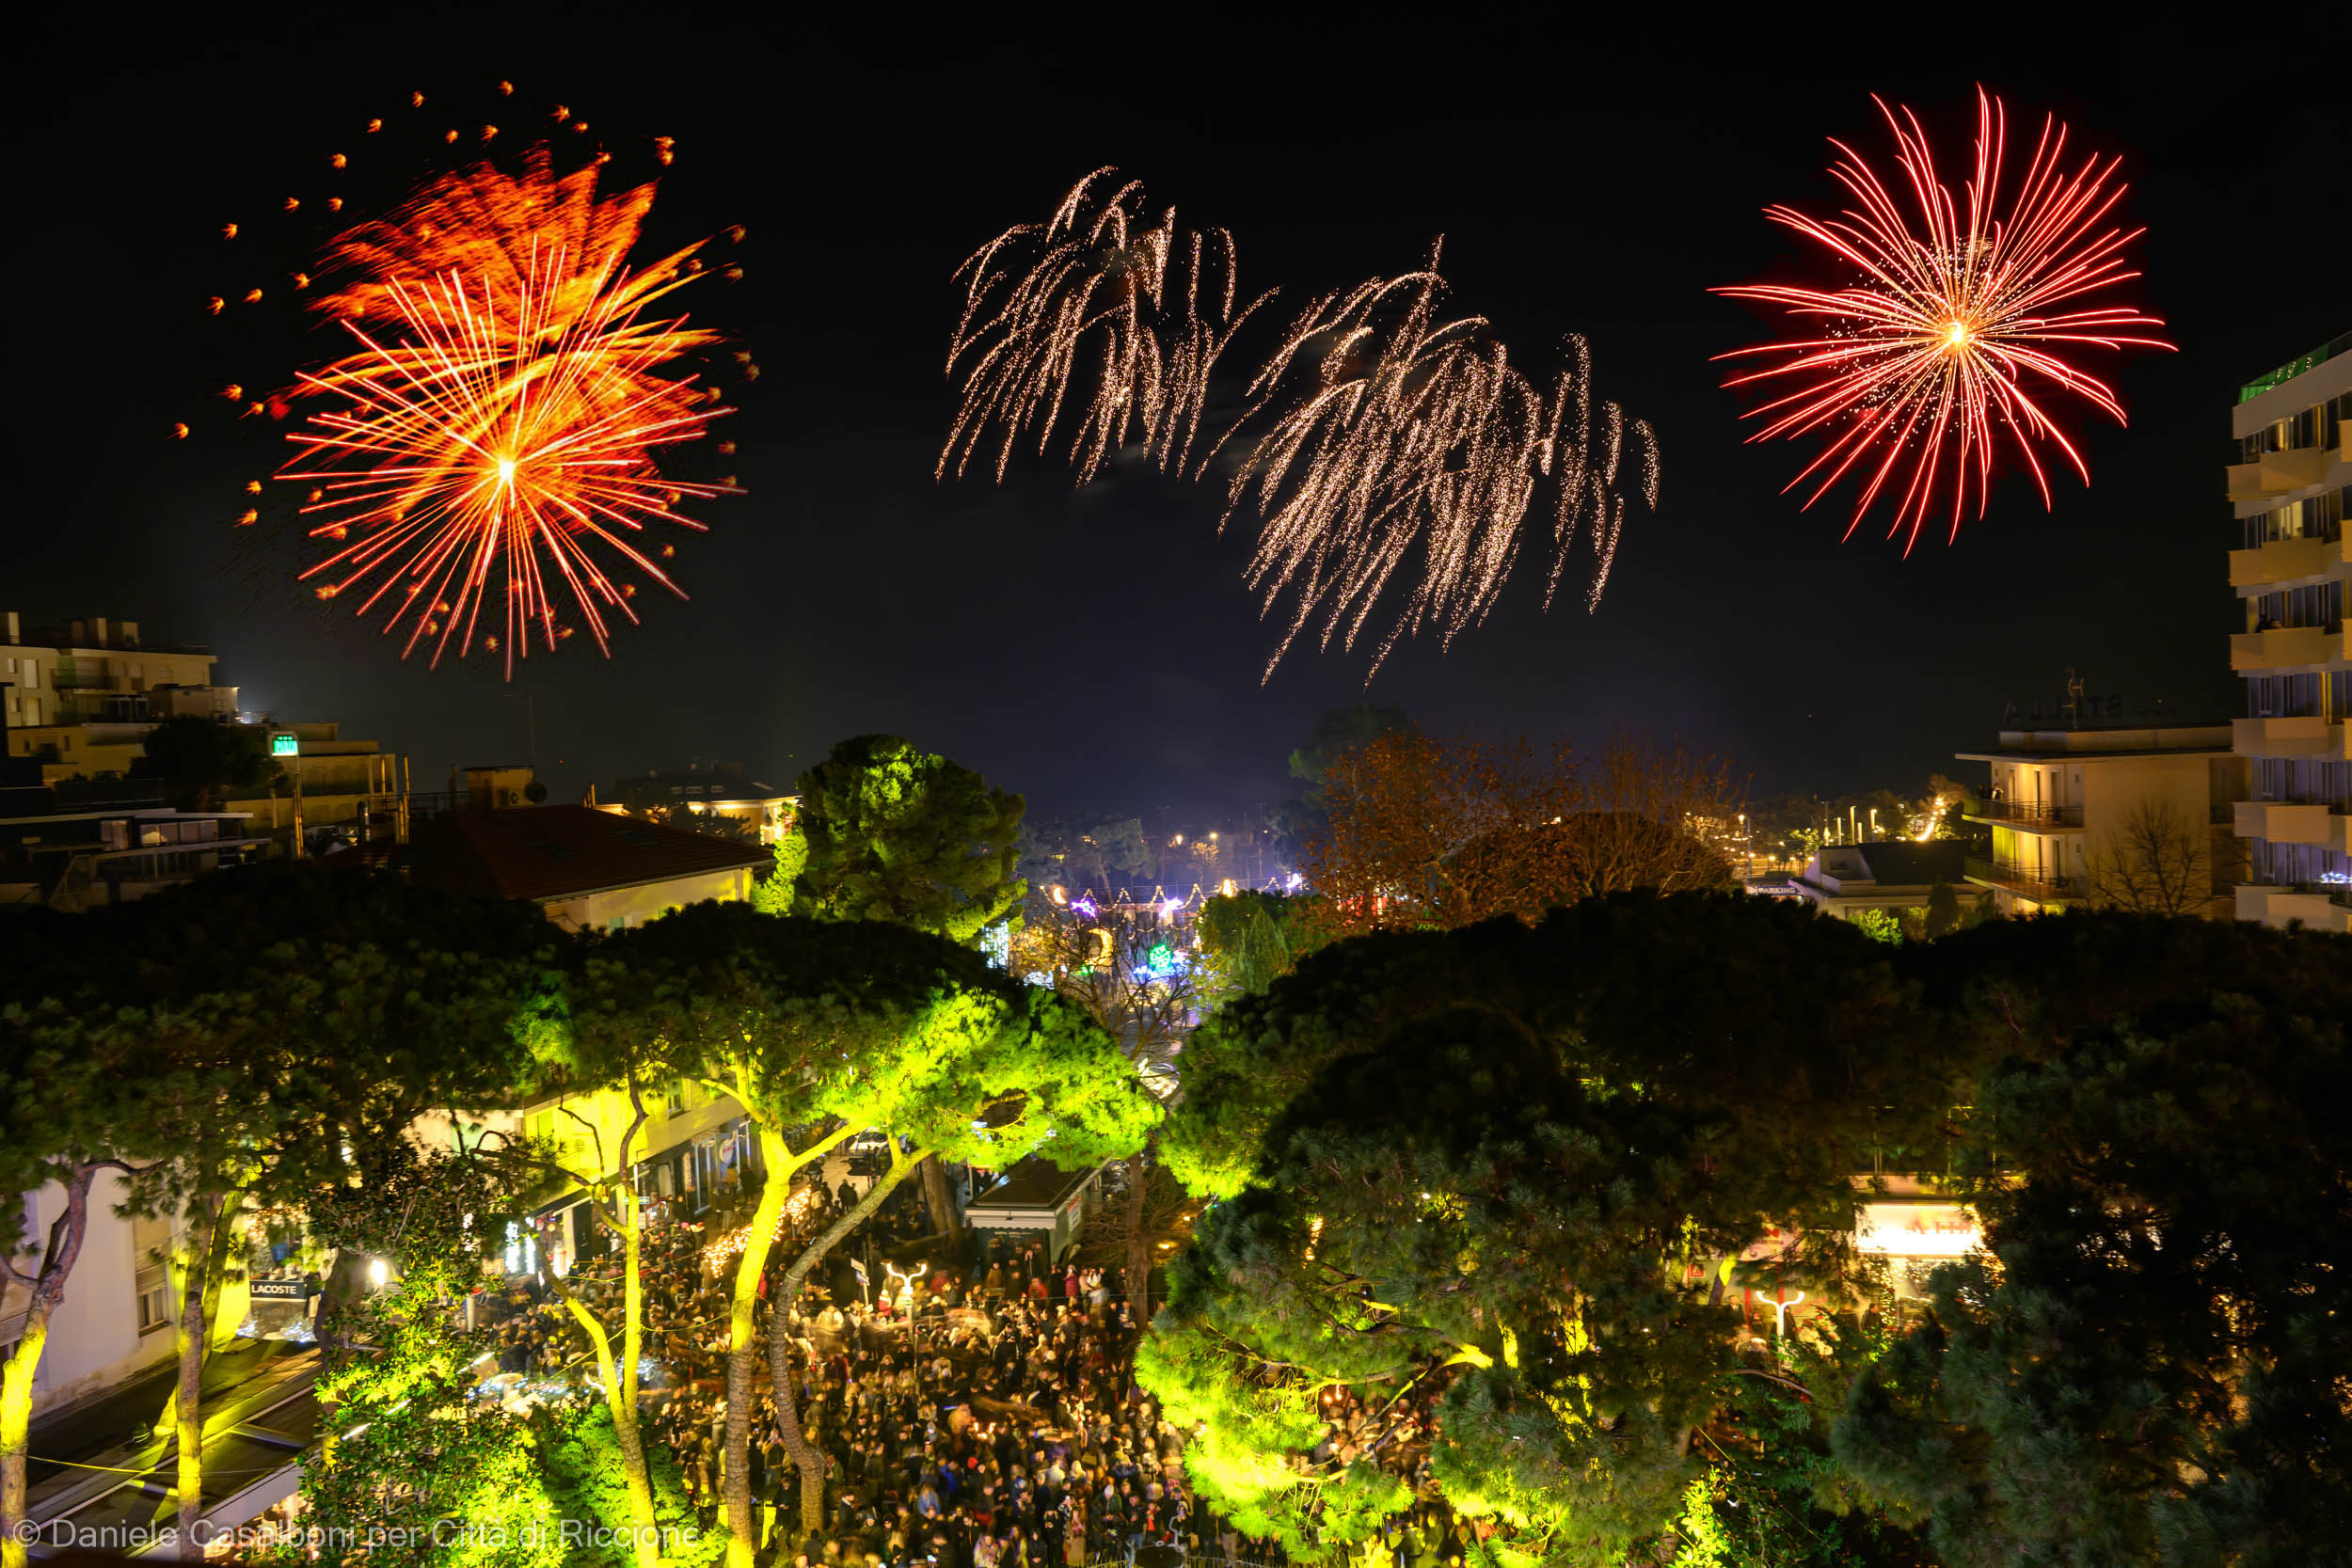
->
xmin=2223 ymin=330 xmax=2352 ymax=929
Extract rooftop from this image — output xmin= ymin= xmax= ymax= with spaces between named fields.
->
xmin=1810 ymin=840 xmax=1969 ymax=890
xmin=1957 ymin=721 xmax=2233 ymax=762
xmin=2240 ymin=327 xmax=2352 ymax=404
xmin=967 ymin=1154 xmax=1099 ymax=1214
xmin=393 ymin=803 xmax=770 ymax=903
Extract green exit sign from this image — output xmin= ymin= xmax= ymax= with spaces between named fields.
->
xmin=270 ymin=733 xmax=298 ymax=757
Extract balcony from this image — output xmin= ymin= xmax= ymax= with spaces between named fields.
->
xmin=2234 ymin=716 xmax=2347 ymax=757
xmin=2227 ymin=447 xmax=2339 ymax=502
xmin=1964 ymin=856 xmax=2087 ymax=904
xmin=2233 ymin=800 xmax=2335 ymax=846
xmin=2236 ymin=884 xmax=2352 ymax=932
xmin=2229 ymin=623 xmax=2351 ymax=672
xmin=2229 ymin=533 xmax=2336 ymax=588
xmin=1960 ymin=796 xmax=2083 ymax=830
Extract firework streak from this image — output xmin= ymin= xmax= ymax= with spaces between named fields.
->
xmin=1714 ymin=89 xmax=2171 ymax=549
xmin=279 ymin=147 xmax=736 ymax=674
xmin=1228 ymin=255 xmax=1658 ymax=679
xmin=944 ymin=175 xmax=1659 ymax=680
xmin=941 ymin=168 xmax=1271 ymax=486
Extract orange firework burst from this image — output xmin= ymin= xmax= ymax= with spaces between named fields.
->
xmin=276 ymin=145 xmax=737 ymax=674
xmin=1714 ymin=89 xmax=2172 ymax=549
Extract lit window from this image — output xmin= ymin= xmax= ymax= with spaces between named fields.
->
xmin=135 ymin=1257 xmax=171 ymax=1334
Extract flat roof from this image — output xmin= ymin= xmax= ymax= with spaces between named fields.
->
xmin=1956 ymin=747 xmax=2234 ymax=764
xmin=965 ymin=1155 xmax=1098 ymax=1215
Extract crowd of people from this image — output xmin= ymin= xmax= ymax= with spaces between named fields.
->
xmin=470 ymin=1155 xmax=1471 ymax=1568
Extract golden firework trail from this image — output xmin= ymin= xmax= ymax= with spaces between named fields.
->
xmin=940 ymin=167 xmax=1273 ymax=486
xmin=282 ymin=231 xmax=735 ymax=677
xmin=1225 ymin=251 xmax=1661 ymax=680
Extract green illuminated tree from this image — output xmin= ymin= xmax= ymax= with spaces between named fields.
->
xmin=515 ymin=1069 xmax=671 ymax=1568
xmin=595 ymin=904 xmax=1154 ymax=1566
xmin=749 ymin=830 xmax=808 ymax=917
xmin=32 ymin=865 xmax=564 ymax=1555
xmin=0 ymin=934 xmax=157 ymax=1568
xmin=789 ymin=734 xmax=1025 ymax=943
xmin=789 ymin=734 xmax=1029 ymax=1240
xmin=1194 ymin=890 xmax=1308 ymax=1004
xmin=289 ymin=1138 xmax=555 ymax=1567
xmin=1145 ymin=895 xmax=1961 ymax=1567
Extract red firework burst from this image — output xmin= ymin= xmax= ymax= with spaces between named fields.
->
xmin=1714 ymin=88 xmax=2173 ymax=549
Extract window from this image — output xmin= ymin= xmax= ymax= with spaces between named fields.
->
xmin=2250 ymin=580 xmax=2344 ymax=631
xmin=2244 ymin=485 xmax=2348 ymax=548
xmin=135 ymin=1259 xmax=171 ymax=1334
xmin=664 ymin=1079 xmax=687 ymax=1116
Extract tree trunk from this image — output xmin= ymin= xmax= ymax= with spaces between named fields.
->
xmin=1121 ymin=1138 xmax=1155 ymax=1323
xmin=918 ymin=1155 xmax=962 ymax=1246
xmin=173 ymin=1193 xmax=221 ymax=1559
xmin=151 ymin=1189 xmax=244 ymax=1442
xmin=770 ymin=1148 xmax=930 ymax=1543
xmin=0 ymin=1168 xmax=98 ymax=1568
xmin=723 ymin=1135 xmax=793 ymax=1568
xmin=551 ymin=1268 xmax=661 ymax=1568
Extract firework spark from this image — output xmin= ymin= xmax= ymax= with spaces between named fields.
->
xmin=1714 ymin=88 xmax=2172 ymax=549
xmin=1225 ymin=252 xmax=1659 ymax=679
xmin=312 ymin=145 xmax=706 ymax=334
xmin=282 ymin=231 xmax=733 ymax=676
xmin=940 ymin=168 xmax=1272 ymax=486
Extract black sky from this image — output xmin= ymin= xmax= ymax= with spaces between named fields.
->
xmin=8 ymin=16 xmax=2345 ymax=822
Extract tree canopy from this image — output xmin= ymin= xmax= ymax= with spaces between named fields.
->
xmin=789 ymin=734 xmax=1025 ymax=944
xmin=1147 ymin=895 xmax=1963 ymax=1566
xmin=131 ymin=716 xmax=280 ymax=810
xmin=1835 ymin=916 xmax=2352 ymax=1567
xmin=1308 ymin=732 xmax=1741 ymax=937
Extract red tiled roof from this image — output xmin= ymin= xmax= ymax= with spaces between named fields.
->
xmin=399 ymin=804 xmax=770 ymax=904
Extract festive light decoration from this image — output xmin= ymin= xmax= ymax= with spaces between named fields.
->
xmin=1131 ymin=940 xmax=1185 ymax=984
xmin=1714 ymin=89 xmax=2171 ymax=550
xmin=700 ymin=1183 xmax=819 ymax=1267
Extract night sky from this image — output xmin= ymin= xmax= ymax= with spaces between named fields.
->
xmin=10 ymin=17 xmax=2347 ymax=823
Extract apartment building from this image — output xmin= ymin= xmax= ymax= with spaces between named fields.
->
xmin=2222 ymin=329 xmax=2352 ymax=928
xmin=2 ymin=613 xmax=233 ymax=776
xmin=1955 ymin=720 xmax=2247 ymax=917
xmin=1 ymin=612 xmax=409 ymax=854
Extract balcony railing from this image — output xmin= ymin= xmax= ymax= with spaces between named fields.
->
xmin=2240 ymin=327 xmax=2352 ymax=404
xmin=1962 ymin=796 xmax=2084 ymax=828
xmin=1965 ymin=856 xmax=2087 ymax=902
